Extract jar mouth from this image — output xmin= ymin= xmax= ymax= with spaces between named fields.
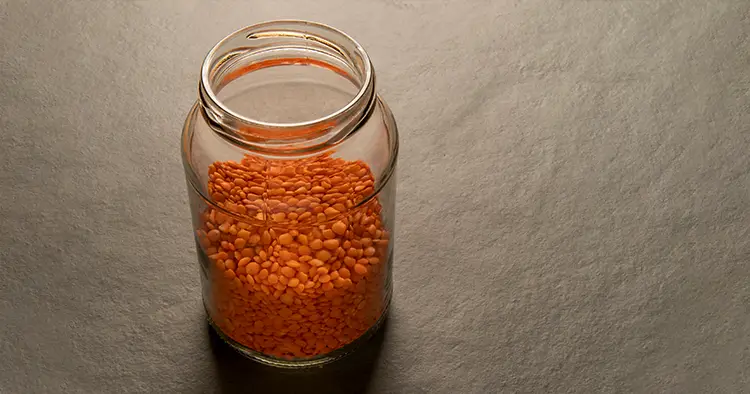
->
xmin=199 ymin=20 xmax=376 ymax=154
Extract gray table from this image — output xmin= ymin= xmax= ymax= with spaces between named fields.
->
xmin=2 ymin=1 xmax=749 ymax=393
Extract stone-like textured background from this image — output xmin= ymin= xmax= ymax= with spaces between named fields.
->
xmin=1 ymin=1 xmax=749 ymax=393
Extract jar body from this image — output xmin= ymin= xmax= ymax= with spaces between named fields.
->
xmin=181 ymin=21 xmax=397 ymax=367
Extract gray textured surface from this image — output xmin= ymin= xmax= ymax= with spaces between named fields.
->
xmin=1 ymin=0 xmax=749 ymax=393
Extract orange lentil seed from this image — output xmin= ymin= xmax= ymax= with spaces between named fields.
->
xmin=354 ymin=263 xmax=368 ymax=276
xmin=332 ymin=221 xmax=347 ymax=235
xmin=323 ymin=239 xmax=340 ymax=250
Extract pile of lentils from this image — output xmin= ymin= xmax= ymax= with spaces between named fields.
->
xmin=195 ymin=153 xmax=389 ymax=359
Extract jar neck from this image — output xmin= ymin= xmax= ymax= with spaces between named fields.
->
xmin=199 ymin=20 xmax=376 ymax=156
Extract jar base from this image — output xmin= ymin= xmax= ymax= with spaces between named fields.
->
xmin=204 ymin=292 xmax=391 ymax=368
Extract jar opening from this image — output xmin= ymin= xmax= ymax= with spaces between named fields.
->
xmin=200 ymin=20 xmax=376 ymax=154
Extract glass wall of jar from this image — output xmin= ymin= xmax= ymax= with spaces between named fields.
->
xmin=181 ymin=20 xmax=398 ymax=367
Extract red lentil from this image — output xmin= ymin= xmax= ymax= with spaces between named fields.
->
xmin=198 ymin=153 xmax=389 ymax=359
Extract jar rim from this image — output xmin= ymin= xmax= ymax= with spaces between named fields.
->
xmin=199 ymin=20 xmax=376 ymax=153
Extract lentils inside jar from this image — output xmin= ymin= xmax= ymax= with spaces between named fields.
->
xmin=196 ymin=153 xmax=389 ymax=359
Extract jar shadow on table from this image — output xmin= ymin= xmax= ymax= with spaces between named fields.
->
xmin=207 ymin=317 xmax=389 ymax=394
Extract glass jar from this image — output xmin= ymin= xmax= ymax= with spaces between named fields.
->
xmin=181 ymin=20 xmax=398 ymax=367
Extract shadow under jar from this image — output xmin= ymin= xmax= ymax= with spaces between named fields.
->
xmin=181 ymin=20 xmax=398 ymax=368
